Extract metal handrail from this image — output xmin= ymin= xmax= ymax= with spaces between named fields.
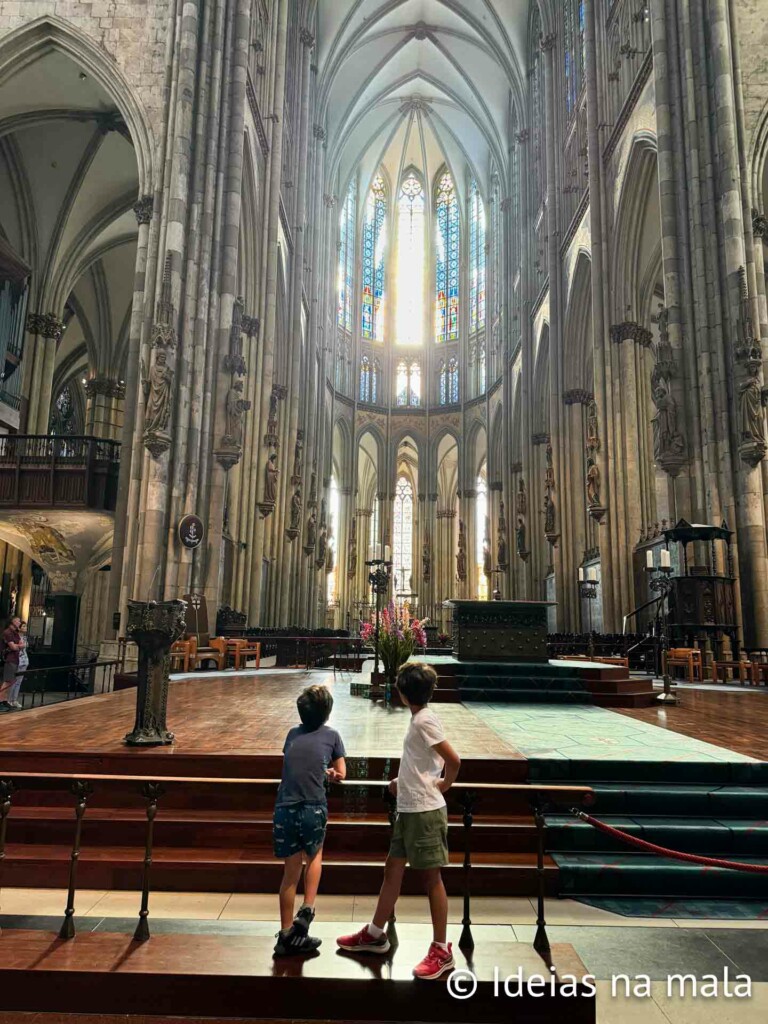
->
xmin=0 ymin=769 xmax=593 ymax=954
xmin=15 ymin=660 xmax=120 ymax=708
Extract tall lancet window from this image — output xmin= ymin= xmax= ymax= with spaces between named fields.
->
xmin=393 ymin=475 xmax=414 ymax=595
xmin=530 ymin=7 xmax=545 ymax=212
xmin=337 ymin=179 xmax=356 ymax=331
xmin=395 ymin=172 xmax=425 ymax=345
xmin=564 ymin=1 xmax=586 ymax=117
xmin=362 ymin=174 xmax=387 ymax=341
xmin=469 ymin=180 xmax=486 ymax=333
xmin=435 ymin=170 xmax=459 ymax=343
xmin=439 ymin=358 xmax=459 ymax=405
xmin=359 ymin=355 xmax=379 ymax=403
xmin=396 ymin=360 xmax=421 ymax=407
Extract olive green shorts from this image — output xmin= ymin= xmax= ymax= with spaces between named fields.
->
xmin=389 ymin=807 xmax=449 ymax=869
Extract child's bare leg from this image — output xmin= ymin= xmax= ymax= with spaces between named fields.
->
xmin=371 ymin=856 xmax=407 ymax=930
xmin=302 ymin=846 xmax=323 ymax=909
xmin=279 ymin=852 xmax=304 ymax=929
xmin=423 ymin=867 xmax=448 ymax=944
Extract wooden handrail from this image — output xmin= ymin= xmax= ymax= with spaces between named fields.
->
xmin=0 ymin=769 xmax=593 ymax=803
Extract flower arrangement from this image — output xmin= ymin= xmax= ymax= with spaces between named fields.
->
xmin=360 ymin=602 xmax=428 ymax=687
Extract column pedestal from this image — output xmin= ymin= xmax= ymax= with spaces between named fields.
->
xmin=124 ymin=599 xmax=187 ymax=746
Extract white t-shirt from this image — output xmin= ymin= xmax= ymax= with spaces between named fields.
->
xmin=396 ymin=707 xmax=447 ymax=813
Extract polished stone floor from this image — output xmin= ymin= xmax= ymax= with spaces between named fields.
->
xmin=470 ymin=703 xmax=759 ymax=763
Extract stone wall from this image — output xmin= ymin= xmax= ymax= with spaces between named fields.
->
xmin=0 ymin=0 xmax=172 ymax=149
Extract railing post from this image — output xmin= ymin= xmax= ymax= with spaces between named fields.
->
xmin=531 ymin=795 xmax=551 ymax=959
xmin=458 ymin=788 xmax=476 ymax=952
xmin=383 ymin=787 xmax=399 ymax=948
xmin=0 ymin=778 xmax=16 ymax=934
xmin=59 ymin=780 xmax=94 ymax=939
xmin=134 ymin=781 xmax=165 ymax=941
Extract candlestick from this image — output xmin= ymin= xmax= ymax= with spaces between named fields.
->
xmin=578 ymin=567 xmax=584 ymax=582
xmin=660 ymin=548 xmax=671 ymax=569
xmin=646 ymin=549 xmax=654 ymax=569
xmin=587 ymin=567 xmax=597 ymax=582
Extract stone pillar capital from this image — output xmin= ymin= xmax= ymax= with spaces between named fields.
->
xmin=562 ymin=388 xmax=593 ymax=405
xmin=610 ymin=320 xmax=653 ymax=347
xmin=133 ymin=194 xmax=154 ymax=225
xmin=84 ymin=376 xmax=126 ymax=399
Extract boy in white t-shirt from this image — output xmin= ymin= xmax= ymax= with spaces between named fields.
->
xmin=337 ymin=662 xmax=461 ymax=980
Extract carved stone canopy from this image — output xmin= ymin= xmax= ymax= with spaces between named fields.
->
xmin=563 ymin=388 xmax=593 ymax=405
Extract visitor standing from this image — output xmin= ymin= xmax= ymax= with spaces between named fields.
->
xmin=336 ymin=661 xmax=461 ymax=980
xmin=0 ymin=615 xmax=23 ymax=711
xmin=272 ymin=684 xmax=346 ymax=956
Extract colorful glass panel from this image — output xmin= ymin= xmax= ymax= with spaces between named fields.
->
xmin=361 ymin=175 xmax=386 ymax=341
xmin=469 ymin=180 xmax=486 ymax=333
xmin=435 ymin=171 xmax=459 ymax=343
xmin=337 ymin=180 xmax=356 ymax=331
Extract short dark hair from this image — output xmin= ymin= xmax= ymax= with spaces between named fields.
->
xmin=396 ymin=662 xmax=438 ymax=707
xmin=297 ymin=684 xmax=334 ymax=730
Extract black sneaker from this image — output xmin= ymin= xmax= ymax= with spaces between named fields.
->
xmin=273 ymin=928 xmax=322 ymax=957
xmin=0 ymin=702 xmax=11 ymax=713
xmin=292 ymin=904 xmax=315 ymax=935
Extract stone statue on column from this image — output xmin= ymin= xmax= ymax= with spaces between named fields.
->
xmin=143 ymin=349 xmax=174 ymax=456
xmin=735 ymin=269 xmax=767 ymax=466
xmin=292 ymin=431 xmax=304 ymax=485
xmin=259 ymin=451 xmax=279 ymax=518
xmin=497 ymin=500 xmax=508 ymax=569
xmin=287 ymin=485 xmax=302 ymax=540
xmin=516 ymin=516 xmax=528 ymax=562
xmin=456 ymin=519 xmax=467 ymax=581
xmin=305 ymin=509 xmax=317 ymax=554
xmin=422 ymin=530 xmax=431 ymax=582
xmin=347 ymin=517 xmax=357 ymax=579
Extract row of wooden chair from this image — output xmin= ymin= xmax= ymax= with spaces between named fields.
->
xmin=169 ymin=636 xmax=261 ymax=674
xmin=664 ymin=647 xmax=766 ymax=686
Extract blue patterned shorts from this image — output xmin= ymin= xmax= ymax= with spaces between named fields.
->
xmin=273 ymin=802 xmax=328 ymax=858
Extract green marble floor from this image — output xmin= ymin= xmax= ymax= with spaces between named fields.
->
xmin=469 ymin=703 xmax=758 ymax=763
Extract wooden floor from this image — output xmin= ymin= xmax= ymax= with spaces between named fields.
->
xmin=0 ymin=670 xmax=523 ymax=763
xmin=616 ymin=685 xmax=768 ymax=760
xmin=0 ymin=930 xmax=595 ymax=1023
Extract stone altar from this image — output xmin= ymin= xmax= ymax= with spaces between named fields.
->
xmin=447 ymin=600 xmax=553 ymax=663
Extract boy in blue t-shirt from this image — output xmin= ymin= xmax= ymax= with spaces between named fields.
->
xmin=273 ymin=684 xmax=346 ymax=956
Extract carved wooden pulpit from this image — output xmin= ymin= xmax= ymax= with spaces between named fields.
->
xmin=124 ymin=599 xmax=187 ymax=746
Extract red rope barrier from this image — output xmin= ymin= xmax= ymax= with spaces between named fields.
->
xmin=572 ymin=809 xmax=768 ymax=874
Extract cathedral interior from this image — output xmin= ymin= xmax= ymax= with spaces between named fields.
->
xmin=0 ymin=0 xmax=766 ymax=653
xmin=1 ymin=1 xmax=768 ymax=1021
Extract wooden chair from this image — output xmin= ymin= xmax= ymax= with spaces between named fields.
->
xmin=713 ymin=657 xmax=758 ymax=685
xmin=225 ymin=638 xmax=261 ymax=671
xmin=169 ymin=638 xmax=191 ymax=673
xmin=663 ymin=647 xmax=702 ymax=683
xmin=750 ymin=662 xmax=768 ymax=686
xmin=188 ymin=635 xmax=226 ymax=672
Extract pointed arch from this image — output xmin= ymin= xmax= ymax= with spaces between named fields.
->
xmin=0 ymin=16 xmax=154 ymax=191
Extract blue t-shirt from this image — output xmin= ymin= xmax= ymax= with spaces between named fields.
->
xmin=275 ymin=724 xmax=346 ymax=807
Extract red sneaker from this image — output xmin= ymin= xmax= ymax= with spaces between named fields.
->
xmin=412 ymin=941 xmax=455 ymax=980
xmin=336 ymin=925 xmax=391 ymax=954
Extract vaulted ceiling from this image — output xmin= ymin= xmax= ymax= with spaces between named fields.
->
xmin=316 ymin=0 xmax=530 ymax=197
xmin=0 ymin=47 xmax=138 ymax=393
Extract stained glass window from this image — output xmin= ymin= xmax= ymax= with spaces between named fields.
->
xmin=393 ymin=475 xmax=414 ymax=596
xmin=362 ymin=174 xmax=387 ymax=341
xmin=435 ymin=171 xmax=459 ymax=343
xmin=469 ymin=180 xmax=486 ymax=333
xmin=337 ymin=180 xmax=356 ymax=331
xmin=359 ymin=355 xmax=379 ymax=403
xmin=439 ymin=358 xmax=459 ymax=405
xmin=369 ymin=495 xmax=379 ymax=559
xmin=396 ymin=173 xmax=425 ymax=346
xmin=396 ymin=359 xmax=420 ymax=407
xmin=478 ymin=346 xmax=486 ymax=394
xmin=565 ymin=1 xmax=585 ymax=116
